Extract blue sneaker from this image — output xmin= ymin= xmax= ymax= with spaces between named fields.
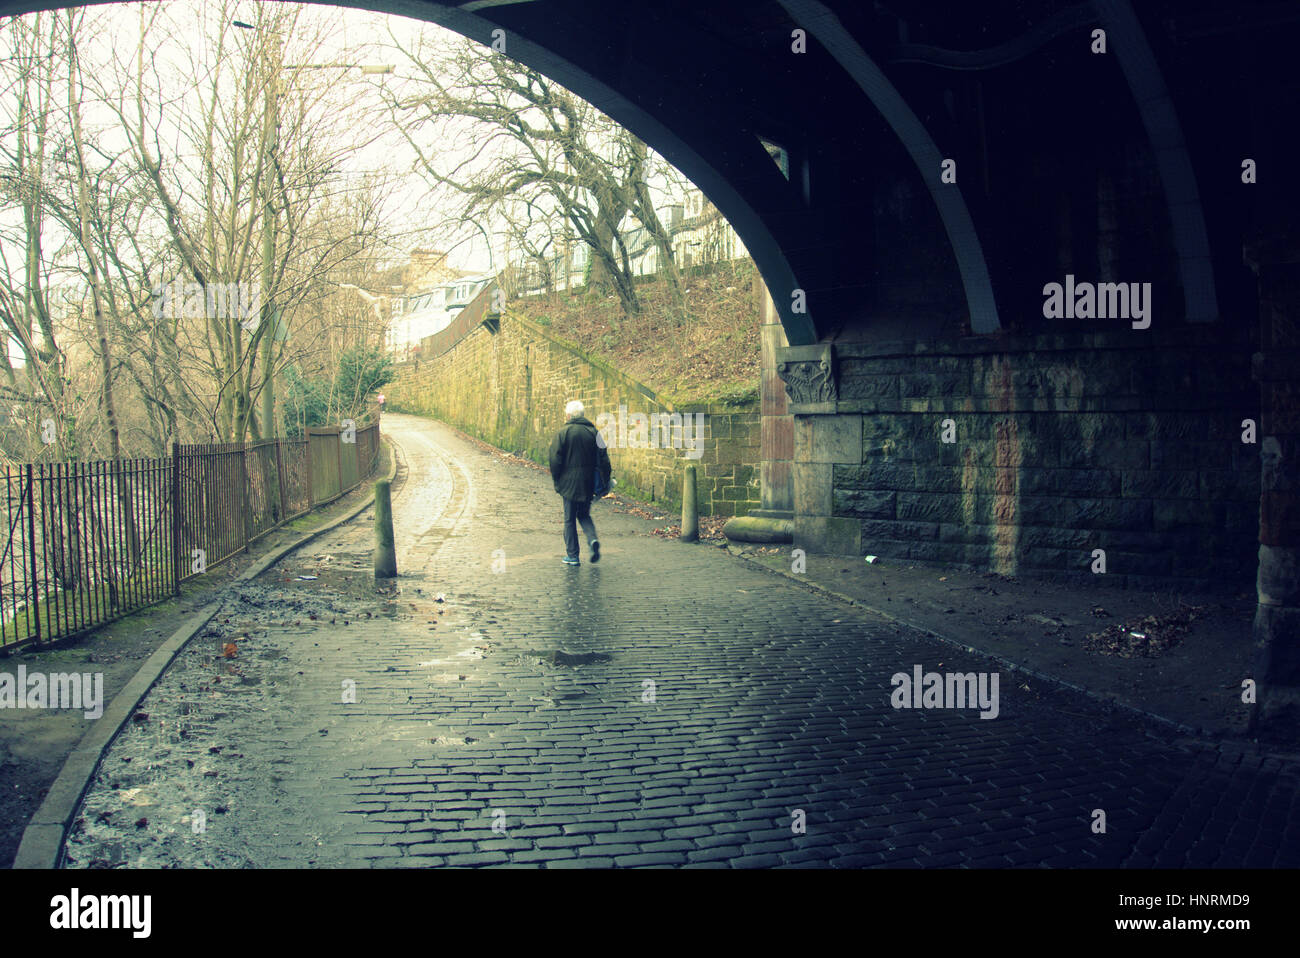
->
xmin=562 ymin=556 xmax=580 ymax=566
xmin=589 ymin=540 xmax=600 ymax=563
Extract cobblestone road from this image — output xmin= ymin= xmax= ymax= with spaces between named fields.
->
xmin=63 ymin=414 xmax=1300 ymax=868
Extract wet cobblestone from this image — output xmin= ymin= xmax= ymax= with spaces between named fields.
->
xmin=62 ymin=414 xmax=1300 ymax=868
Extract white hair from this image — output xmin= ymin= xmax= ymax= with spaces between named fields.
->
xmin=565 ymin=400 xmax=584 ymax=419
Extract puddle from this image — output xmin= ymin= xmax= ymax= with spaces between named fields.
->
xmin=535 ymin=690 xmax=591 ymax=706
xmin=525 ymin=650 xmax=613 ymax=666
xmin=429 ymin=735 xmax=477 ymax=746
xmin=72 ymin=840 xmax=129 ymax=868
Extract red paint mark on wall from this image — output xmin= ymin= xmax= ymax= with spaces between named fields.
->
xmin=990 ymin=357 xmax=1021 ymax=576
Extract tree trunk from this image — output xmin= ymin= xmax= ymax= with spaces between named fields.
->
xmin=66 ymin=12 xmax=140 ymax=568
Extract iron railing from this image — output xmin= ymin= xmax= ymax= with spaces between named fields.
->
xmin=0 ymin=421 xmax=381 ymax=651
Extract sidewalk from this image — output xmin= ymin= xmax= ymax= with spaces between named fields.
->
xmin=0 ymin=445 xmax=392 ymax=868
xmin=729 ymin=547 xmax=1258 ymax=739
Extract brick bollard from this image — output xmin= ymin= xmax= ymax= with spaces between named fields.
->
xmin=374 ymin=479 xmax=397 ymax=578
xmin=681 ymin=463 xmax=699 ymax=542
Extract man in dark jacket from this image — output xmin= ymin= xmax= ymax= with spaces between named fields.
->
xmin=549 ymin=399 xmax=612 ymax=565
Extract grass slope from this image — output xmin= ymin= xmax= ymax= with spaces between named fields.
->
xmin=508 ymin=261 xmax=762 ymax=406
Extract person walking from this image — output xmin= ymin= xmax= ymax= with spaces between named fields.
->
xmin=549 ymin=399 xmax=612 ymax=565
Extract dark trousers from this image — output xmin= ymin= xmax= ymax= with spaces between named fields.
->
xmin=562 ymin=496 xmax=598 ymax=559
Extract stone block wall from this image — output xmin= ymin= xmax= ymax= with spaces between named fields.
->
xmin=799 ymin=325 xmax=1260 ymax=590
xmin=385 ymin=310 xmax=761 ymax=517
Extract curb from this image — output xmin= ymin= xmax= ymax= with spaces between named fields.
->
xmin=12 ymin=439 xmax=399 ymax=870
xmin=727 ymin=547 xmax=1204 ymax=739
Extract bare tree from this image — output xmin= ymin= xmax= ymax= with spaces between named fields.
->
xmin=0 ymin=11 xmax=77 ymax=459
xmin=383 ymin=31 xmax=687 ymax=318
xmin=106 ymin=0 xmax=395 ymax=443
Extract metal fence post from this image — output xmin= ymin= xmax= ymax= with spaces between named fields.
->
xmin=171 ymin=441 xmax=182 ymax=595
xmin=306 ymin=430 xmax=315 ymax=509
xmin=274 ymin=438 xmax=287 ymax=526
xmin=336 ymin=426 xmax=344 ymax=494
xmin=25 ymin=464 xmax=39 ymax=642
xmin=240 ymin=442 xmax=251 ymax=552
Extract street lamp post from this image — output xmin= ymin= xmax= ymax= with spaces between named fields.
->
xmin=232 ymin=19 xmax=392 ymax=439
xmin=261 ymin=59 xmax=279 ymax=441
xmin=232 ymin=19 xmax=282 ymax=441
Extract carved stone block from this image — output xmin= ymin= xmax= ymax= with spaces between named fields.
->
xmin=776 ymin=344 xmax=836 ymax=408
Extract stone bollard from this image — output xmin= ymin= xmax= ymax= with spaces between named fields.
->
xmin=680 ymin=464 xmax=699 ymax=543
xmin=373 ymin=479 xmax=397 ymax=579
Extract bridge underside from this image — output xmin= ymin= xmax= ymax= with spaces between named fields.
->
xmin=348 ymin=0 xmax=1292 ymax=345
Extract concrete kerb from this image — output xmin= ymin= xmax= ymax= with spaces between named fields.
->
xmin=12 ymin=439 xmax=399 ymax=870
xmin=726 ymin=546 xmax=1204 ymax=740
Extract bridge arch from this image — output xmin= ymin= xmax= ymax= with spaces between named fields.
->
xmin=2 ymin=0 xmax=1229 ymax=343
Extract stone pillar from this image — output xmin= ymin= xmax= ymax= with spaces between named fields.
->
xmin=373 ymin=478 xmax=398 ymax=579
xmin=758 ymin=275 xmax=794 ymax=517
xmin=722 ymin=276 xmax=796 ymax=544
xmin=680 ymin=463 xmax=699 ymax=542
xmin=1246 ymin=238 xmax=1300 ymax=739
xmin=778 ymin=343 xmax=863 ymax=556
